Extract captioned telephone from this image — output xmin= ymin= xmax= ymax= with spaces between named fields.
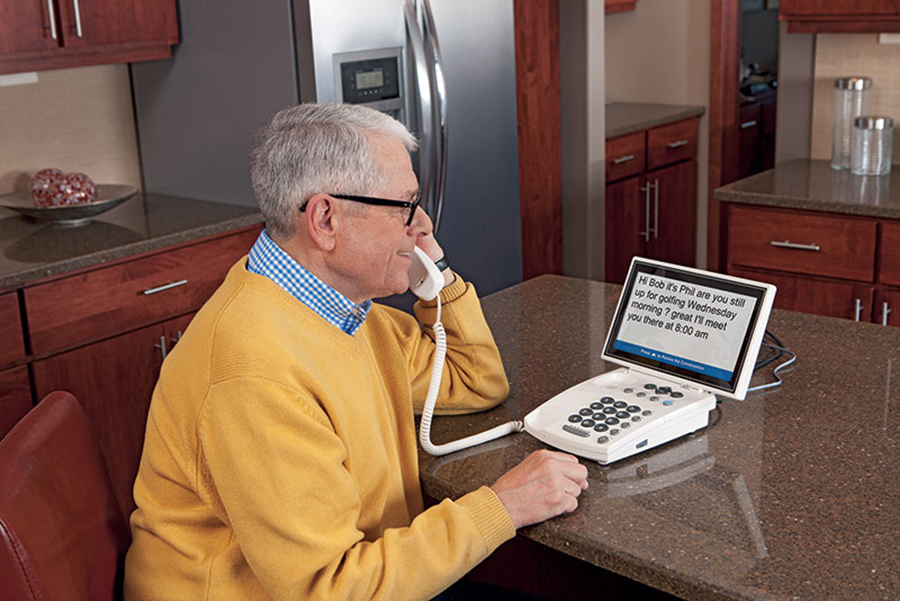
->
xmin=524 ymin=258 xmax=776 ymax=464
xmin=408 ymin=246 xmax=444 ymax=301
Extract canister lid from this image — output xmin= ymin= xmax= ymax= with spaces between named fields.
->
xmin=854 ymin=116 xmax=893 ymax=130
xmin=835 ymin=76 xmax=872 ymax=90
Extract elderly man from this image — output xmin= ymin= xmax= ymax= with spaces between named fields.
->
xmin=125 ymin=103 xmax=587 ymax=600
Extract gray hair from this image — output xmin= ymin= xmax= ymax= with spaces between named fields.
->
xmin=251 ymin=103 xmax=417 ymax=240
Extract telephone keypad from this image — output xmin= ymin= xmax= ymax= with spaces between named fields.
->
xmin=561 ymin=381 xmax=685 ymax=445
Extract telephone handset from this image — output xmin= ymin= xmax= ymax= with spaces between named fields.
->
xmin=408 ymin=246 xmax=444 ymax=300
xmin=411 ymin=245 xmax=525 ymax=456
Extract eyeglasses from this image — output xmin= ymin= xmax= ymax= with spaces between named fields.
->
xmin=300 ymin=193 xmax=422 ymax=227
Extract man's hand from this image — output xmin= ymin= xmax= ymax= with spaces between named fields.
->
xmin=490 ymin=449 xmax=589 ymax=529
xmin=415 ymin=233 xmax=455 ymax=288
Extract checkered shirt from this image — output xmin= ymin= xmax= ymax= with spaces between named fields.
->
xmin=246 ymin=230 xmax=371 ymax=336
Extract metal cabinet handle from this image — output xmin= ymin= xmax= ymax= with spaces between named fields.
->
xmin=667 ymin=140 xmax=689 ymax=149
xmin=883 ymin=302 xmax=892 ymax=327
xmin=46 ymin=0 xmax=58 ymax=39
xmin=854 ymin=298 xmax=863 ymax=322
xmin=143 ymin=279 xmax=188 ymax=295
xmin=741 ymin=120 xmax=758 ymax=129
xmin=171 ymin=330 xmax=184 ymax=345
xmin=639 ymin=182 xmax=652 ymax=242
xmin=770 ymin=240 xmax=821 ymax=252
xmin=612 ymin=154 xmax=635 ymax=165
xmin=71 ymin=0 xmax=83 ymax=37
xmin=652 ymin=178 xmax=659 ymax=239
xmin=155 ymin=335 xmax=168 ymax=360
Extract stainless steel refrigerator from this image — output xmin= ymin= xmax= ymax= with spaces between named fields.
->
xmin=131 ymin=0 xmax=522 ymax=297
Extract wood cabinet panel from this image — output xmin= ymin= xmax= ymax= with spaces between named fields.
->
xmin=878 ymin=221 xmax=900 ymax=286
xmin=728 ymin=206 xmax=876 ymax=282
xmin=780 ymin=0 xmax=900 ymax=16
xmin=731 ymin=268 xmax=874 ymax=322
xmin=0 ymin=1 xmax=58 ymax=54
xmin=646 ymin=118 xmax=698 ymax=172
xmin=33 ymin=322 xmax=164 ymax=518
xmin=874 ymin=288 xmax=900 ymax=327
xmin=605 ymin=132 xmax=645 ymax=183
xmin=0 ymin=292 xmax=25 ymax=367
xmin=646 ymin=160 xmax=697 ymax=269
xmin=738 ymin=103 xmax=762 ymax=180
xmin=0 ymin=366 xmax=32 ymax=440
xmin=25 ymin=228 xmax=258 ymax=355
xmin=780 ymin=0 xmax=900 ymax=32
xmin=605 ymin=176 xmax=645 ymax=285
xmin=0 ymin=0 xmax=178 ymax=75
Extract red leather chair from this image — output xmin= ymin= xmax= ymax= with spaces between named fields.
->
xmin=0 ymin=391 xmax=131 ymax=600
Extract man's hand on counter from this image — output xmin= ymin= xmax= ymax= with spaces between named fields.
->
xmin=490 ymin=449 xmax=589 ymax=529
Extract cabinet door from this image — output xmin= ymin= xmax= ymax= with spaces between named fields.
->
xmin=874 ymin=289 xmax=900 ymax=327
xmin=33 ymin=322 xmax=165 ymax=518
xmin=0 ymin=292 xmax=25 ymax=368
xmin=55 ymin=0 xmax=177 ymax=48
xmin=731 ymin=268 xmax=874 ymax=322
xmin=0 ymin=1 xmax=60 ymax=54
xmin=738 ymin=103 xmax=762 ymax=180
xmin=646 ymin=159 xmax=696 ymax=268
xmin=605 ymin=176 xmax=646 ymax=284
xmin=0 ymin=366 xmax=33 ymax=440
xmin=878 ymin=221 xmax=900 ymax=287
xmin=781 ymin=0 xmax=900 ymax=17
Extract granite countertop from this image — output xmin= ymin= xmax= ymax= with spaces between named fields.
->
xmin=0 ymin=193 xmax=263 ymax=290
xmin=606 ymin=102 xmax=706 ymax=139
xmin=714 ymin=158 xmax=900 ymax=220
xmin=419 ymin=275 xmax=899 ymax=600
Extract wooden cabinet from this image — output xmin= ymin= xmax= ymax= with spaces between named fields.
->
xmin=0 ymin=0 xmax=178 ymax=75
xmin=779 ymin=0 xmax=900 ymax=33
xmin=605 ymin=0 xmax=638 ymax=13
xmin=737 ymin=92 xmax=776 ymax=181
xmin=726 ymin=204 xmax=900 ymax=327
xmin=20 ymin=225 xmax=260 ymax=516
xmin=605 ymin=118 xmax=698 ymax=284
xmin=0 ymin=292 xmax=30 ymax=439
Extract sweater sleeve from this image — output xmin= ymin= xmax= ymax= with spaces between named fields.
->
xmin=197 ymin=379 xmax=515 ymax=601
xmin=409 ymin=275 xmax=510 ymax=414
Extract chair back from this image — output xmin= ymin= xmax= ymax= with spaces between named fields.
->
xmin=0 ymin=391 xmax=131 ymax=600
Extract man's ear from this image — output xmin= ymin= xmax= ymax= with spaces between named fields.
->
xmin=303 ymin=193 xmax=338 ymax=252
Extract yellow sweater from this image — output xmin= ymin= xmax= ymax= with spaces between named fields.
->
xmin=124 ymin=260 xmax=515 ymax=600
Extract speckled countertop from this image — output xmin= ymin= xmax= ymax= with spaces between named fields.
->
xmin=420 ymin=275 xmax=899 ymax=600
xmin=714 ymin=159 xmax=900 ymax=220
xmin=607 ymin=102 xmax=706 ymax=139
xmin=0 ymin=193 xmax=263 ymax=290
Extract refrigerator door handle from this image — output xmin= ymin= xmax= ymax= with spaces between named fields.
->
xmin=421 ymin=0 xmax=448 ymax=233
xmin=405 ymin=0 xmax=435 ymax=222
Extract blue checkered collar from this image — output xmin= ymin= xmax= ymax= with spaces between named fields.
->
xmin=246 ymin=229 xmax=372 ymax=336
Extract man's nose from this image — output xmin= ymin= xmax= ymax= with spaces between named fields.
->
xmin=407 ymin=205 xmax=433 ymax=235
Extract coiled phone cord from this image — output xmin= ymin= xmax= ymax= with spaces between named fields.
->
xmin=418 ymin=295 xmax=524 ymax=456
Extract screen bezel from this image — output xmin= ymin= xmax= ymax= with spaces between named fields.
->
xmin=602 ymin=258 xmax=775 ymax=400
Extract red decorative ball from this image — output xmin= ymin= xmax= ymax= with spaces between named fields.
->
xmin=29 ymin=169 xmax=98 ymax=207
xmin=29 ymin=168 xmax=65 ymax=207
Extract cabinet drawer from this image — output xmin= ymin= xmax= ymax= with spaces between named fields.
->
xmin=727 ymin=206 xmax=876 ymax=281
xmin=647 ymin=118 xmax=698 ymax=171
xmin=0 ymin=292 xmax=25 ymax=366
xmin=25 ymin=227 xmax=260 ymax=355
xmin=878 ymin=221 xmax=900 ymax=286
xmin=606 ymin=132 xmax=645 ymax=182
xmin=0 ymin=366 xmax=32 ymax=440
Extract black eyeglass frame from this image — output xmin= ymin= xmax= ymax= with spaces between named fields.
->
xmin=300 ymin=193 xmax=421 ymax=227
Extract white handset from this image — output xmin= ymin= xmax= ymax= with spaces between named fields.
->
xmin=408 ymin=246 xmax=444 ymax=300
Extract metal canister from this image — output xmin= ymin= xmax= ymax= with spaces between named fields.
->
xmin=851 ymin=116 xmax=893 ymax=176
xmin=832 ymin=76 xmax=872 ymax=170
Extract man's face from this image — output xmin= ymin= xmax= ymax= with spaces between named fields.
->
xmin=335 ymin=132 xmax=429 ymax=302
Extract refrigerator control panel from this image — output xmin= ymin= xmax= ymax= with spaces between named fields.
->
xmin=333 ymin=47 xmax=405 ymax=122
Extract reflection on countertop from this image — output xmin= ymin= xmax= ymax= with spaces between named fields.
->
xmin=714 ymin=158 xmax=900 ymax=219
xmin=420 ymin=275 xmax=899 ymax=600
xmin=0 ymin=193 xmax=263 ymax=289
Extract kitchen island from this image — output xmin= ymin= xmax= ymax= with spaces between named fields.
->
xmin=420 ymin=274 xmax=899 ymax=600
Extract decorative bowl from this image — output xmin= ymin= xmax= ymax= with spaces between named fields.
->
xmin=0 ymin=184 xmax=138 ymax=227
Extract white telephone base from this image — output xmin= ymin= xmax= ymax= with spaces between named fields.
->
xmin=524 ymin=367 xmax=717 ymax=465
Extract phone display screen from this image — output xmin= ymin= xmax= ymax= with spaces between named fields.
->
xmin=604 ymin=260 xmax=769 ymax=394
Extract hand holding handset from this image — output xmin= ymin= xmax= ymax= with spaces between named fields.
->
xmin=411 ymin=246 xmax=525 ymax=456
xmin=408 ymin=246 xmax=444 ymax=300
